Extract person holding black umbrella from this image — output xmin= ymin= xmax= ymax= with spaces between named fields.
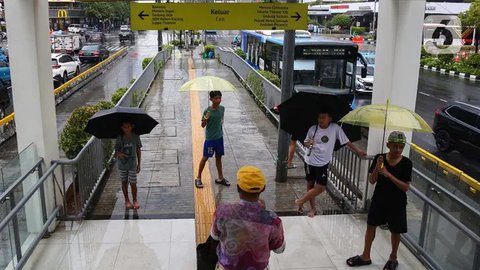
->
xmin=295 ymin=109 xmax=366 ymax=217
xmin=115 ymin=120 xmax=143 ymax=209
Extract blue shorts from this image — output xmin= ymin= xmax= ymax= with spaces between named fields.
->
xmin=203 ymin=137 xmax=224 ymax=158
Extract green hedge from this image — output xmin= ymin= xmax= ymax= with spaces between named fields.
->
xmin=245 ymin=72 xmax=265 ymax=104
xmin=162 ymin=44 xmax=174 ymax=51
xmin=421 ymin=54 xmax=480 ymax=76
xmin=259 ymin=70 xmax=281 ymax=87
xmin=351 ymin=27 xmax=366 ymax=35
xmin=142 ymin=57 xmax=153 ymax=70
xmin=171 ymin=40 xmax=183 ymax=46
xmin=111 ymin=87 xmax=128 ymax=105
xmin=59 ymin=100 xmax=114 ymax=159
xmin=235 ymin=48 xmax=246 ymax=60
xmin=204 ymin=44 xmax=216 ymax=54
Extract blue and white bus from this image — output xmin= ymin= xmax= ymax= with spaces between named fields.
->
xmin=240 ymin=30 xmax=366 ymax=103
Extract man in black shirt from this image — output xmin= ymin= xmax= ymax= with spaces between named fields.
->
xmin=346 ymin=131 xmax=412 ymax=270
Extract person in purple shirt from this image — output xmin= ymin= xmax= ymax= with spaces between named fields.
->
xmin=211 ymin=166 xmax=286 ymax=270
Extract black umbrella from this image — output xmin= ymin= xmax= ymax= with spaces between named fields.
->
xmin=278 ymin=92 xmax=361 ymax=149
xmin=85 ymin=106 xmax=159 ymax=139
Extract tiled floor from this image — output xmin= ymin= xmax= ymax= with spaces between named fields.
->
xmin=17 ymin=215 xmax=427 ymax=270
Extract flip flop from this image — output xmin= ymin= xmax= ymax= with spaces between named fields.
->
xmin=383 ymin=260 xmax=398 ymax=270
xmin=195 ymin=179 xmax=203 ymax=189
xmin=346 ymin=255 xmax=372 ymax=267
xmin=287 ymin=164 xmax=297 ymax=169
xmin=215 ymin=178 xmax=231 ymax=186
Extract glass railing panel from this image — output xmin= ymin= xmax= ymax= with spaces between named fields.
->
xmin=423 ymin=206 xmax=476 ymax=270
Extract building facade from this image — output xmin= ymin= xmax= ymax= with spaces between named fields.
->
xmin=48 ymin=0 xmax=85 ymax=31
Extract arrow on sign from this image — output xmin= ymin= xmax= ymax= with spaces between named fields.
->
xmin=291 ymin=12 xmax=301 ymax=22
xmin=138 ymin=10 xmax=150 ymax=20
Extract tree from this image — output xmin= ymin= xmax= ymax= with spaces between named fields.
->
xmin=82 ymin=1 xmax=130 ymax=26
xmin=459 ymin=0 xmax=480 ymax=27
xmin=329 ymin=14 xmax=351 ymax=29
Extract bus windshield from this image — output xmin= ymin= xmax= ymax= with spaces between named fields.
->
xmin=293 ymin=58 xmax=354 ymax=95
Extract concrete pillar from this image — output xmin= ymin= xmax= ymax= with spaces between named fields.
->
xmin=367 ymin=0 xmax=426 ymax=155
xmin=5 ymin=0 xmax=59 ymax=232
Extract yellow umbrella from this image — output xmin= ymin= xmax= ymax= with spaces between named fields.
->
xmin=179 ymin=76 xmax=236 ymax=92
xmin=339 ymin=100 xmax=432 ymax=150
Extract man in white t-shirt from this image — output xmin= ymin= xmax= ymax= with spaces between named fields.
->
xmin=295 ymin=110 xmax=366 ymax=217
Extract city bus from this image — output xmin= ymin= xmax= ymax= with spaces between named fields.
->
xmin=240 ymin=30 xmax=366 ymax=103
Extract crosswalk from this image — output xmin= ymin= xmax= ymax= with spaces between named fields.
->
xmin=217 ymin=46 xmax=236 ymax=52
xmin=207 ymin=34 xmax=236 ymax=38
xmin=105 ymin=45 xmax=128 ymax=52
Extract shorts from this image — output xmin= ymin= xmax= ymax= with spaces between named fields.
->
xmin=367 ymin=201 xmax=407 ymax=233
xmin=304 ymin=163 xmax=329 ymax=186
xmin=203 ymin=137 xmax=224 ymax=158
xmin=119 ymin=169 xmax=137 ymax=184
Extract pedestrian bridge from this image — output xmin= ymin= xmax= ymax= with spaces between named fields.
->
xmin=1 ymin=47 xmax=479 ymax=270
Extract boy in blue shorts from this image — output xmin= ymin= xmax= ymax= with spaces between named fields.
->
xmin=195 ymin=91 xmax=229 ymax=189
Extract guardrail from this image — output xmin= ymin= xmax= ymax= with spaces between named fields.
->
xmin=216 ymin=48 xmax=480 ymax=269
xmin=54 ymin=48 xmax=172 ymax=220
xmin=0 ymin=47 xmax=128 ymax=145
xmin=0 ymin=144 xmax=61 ymax=270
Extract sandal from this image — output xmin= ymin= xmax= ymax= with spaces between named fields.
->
xmin=383 ymin=260 xmax=398 ymax=270
xmin=215 ymin=178 xmax=230 ymax=186
xmin=346 ymin=255 xmax=372 ymax=267
xmin=195 ymin=179 xmax=203 ymax=189
xmin=287 ymin=164 xmax=297 ymax=169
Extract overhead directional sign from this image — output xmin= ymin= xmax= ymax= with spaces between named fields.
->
xmin=130 ymin=3 xmax=308 ymax=30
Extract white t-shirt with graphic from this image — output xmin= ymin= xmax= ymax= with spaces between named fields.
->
xmin=303 ymin=123 xmax=349 ymax=167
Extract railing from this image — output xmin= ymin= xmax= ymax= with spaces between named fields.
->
xmin=216 ymin=48 xmax=480 ymax=269
xmin=0 ymin=144 xmax=61 ymax=270
xmin=0 ymin=48 xmax=129 ymax=145
xmin=54 ymin=48 xmax=172 ymax=220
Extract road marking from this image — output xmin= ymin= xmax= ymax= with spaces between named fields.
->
xmin=419 ymin=91 xmax=447 ymax=103
xmin=188 ymin=56 xmax=216 ymax=245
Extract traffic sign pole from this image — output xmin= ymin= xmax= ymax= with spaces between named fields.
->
xmin=276 ymin=0 xmax=297 ymax=183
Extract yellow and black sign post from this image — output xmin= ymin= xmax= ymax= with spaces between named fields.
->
xmin=57 ymin=9 xmax=68 ymax=19
xmin=130 ymin=3 xmax=307 ymax=30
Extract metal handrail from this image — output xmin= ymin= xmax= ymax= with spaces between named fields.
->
xmin=0 ymin=163 xmax=57 ymax=232
xmin=413 ymin=167 xmax=480 ymax=219
xmin=410 ymin=185 xmax=480 ymax=245
xmin=0 ymin=159 xmax=43 ymax=203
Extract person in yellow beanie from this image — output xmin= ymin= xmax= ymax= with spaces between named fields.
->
xmin=211 ymin=166 xmax=286 ymax=270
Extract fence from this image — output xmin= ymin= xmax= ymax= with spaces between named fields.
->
xmin=54 ymin=48 xmax=172 ymax=220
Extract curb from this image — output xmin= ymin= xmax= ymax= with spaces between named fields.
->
xmin=421 ymin=65 xmax=480 ymax=82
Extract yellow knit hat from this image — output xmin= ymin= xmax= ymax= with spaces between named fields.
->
xmin=237 ymin=166 xmax=266 ymax=193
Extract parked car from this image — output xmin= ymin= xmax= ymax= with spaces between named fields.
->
xmin=0 ymin=78 xmax=11 ymax=119
xmin=119 ymin=28 xmax=134 ymax=43
xmin=85 ymin=31 xmax=106 ymax=44
xmin=78 ymin=44 xmax=109 ymax=63
xmin=120 ymin=25 xmax=131 ymax=31
xmin=355 ymin=53 xmax=375 ymax=94
xmin=433 ymin=102 xmax=480 ymax=153
xmin=51 ymin=53 xmax=81 ymax=85
xmin=205 ymin=30 xmax=217 ymax=34
xmin=67 ymin=24 xmax=82 ymax=33
xmin=0 ymin=60 xmax=11 ymax=86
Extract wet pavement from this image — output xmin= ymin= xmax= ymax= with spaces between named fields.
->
xmin=89 ymin=46 xmax=344 ymax=219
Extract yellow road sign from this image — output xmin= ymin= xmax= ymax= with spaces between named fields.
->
xmin=130 ymin=3 xmax=307 ymax=30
